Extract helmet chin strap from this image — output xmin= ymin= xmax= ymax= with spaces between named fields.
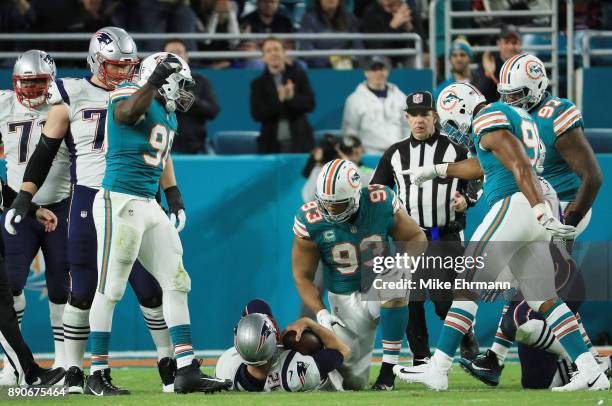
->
xmin=165 ymin=99 xmax=177 ymax=112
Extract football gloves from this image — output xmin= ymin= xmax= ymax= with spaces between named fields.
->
xmin=402 ymin=163 xmax=448 ymax=187
xmin=4 ymin=191 xmax=34 ymax=235
xmin=164 ymin=185 xmax=186 ymax=232
xmin=533 ymin=203 xmax=577 ymax=240
xmin=148 ymin=55 xmax=183 ymax=89
xmin=316 ymin=308 xmax=345 ymax=330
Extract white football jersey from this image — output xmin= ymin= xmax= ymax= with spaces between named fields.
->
xmin=0 ymin=90 xmax=70 ymax=205
xmin=216 ymin=347 xmax=324 ymax=392
xmin=47 ymin=77 xmax=110 ymax=189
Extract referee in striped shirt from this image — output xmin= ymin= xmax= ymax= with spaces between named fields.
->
xmin=371 ymin=91 xmax=479 ymax=365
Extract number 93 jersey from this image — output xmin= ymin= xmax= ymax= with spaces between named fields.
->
xmin=103 ymin=84 xmax=177 ymax=199
xmin=531 ymin=93 xmax=583 ymax=202
xmin=0 ymin=90 xmax=70 ymax=205
xmin=293 ymin=185 xmax=402 ymax=294
xmin=472 ymin=102 xmax=543 ymax=208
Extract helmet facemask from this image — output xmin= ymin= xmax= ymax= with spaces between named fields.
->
xmin=13 ymin=75 xmax=52 ymax=108
xmin=97 ymin=55 xmax=139 ymax=89
xmin=498 ymin=86 xmax=534 ymax=110
xmin=159 ymin=73 xmax=195 ymax=112
xmin=440 ymin=119 xmax=473 ymax=148
xmin=315 ymin=193 xmax=359 ymax=224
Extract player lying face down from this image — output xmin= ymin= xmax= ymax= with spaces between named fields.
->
xmin=215 ymin=299 xmax=350 ymax=392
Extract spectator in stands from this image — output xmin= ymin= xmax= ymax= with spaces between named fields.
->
xmin=240 ymin=0 xmax=293 ymax=34
xmin=360 ymin=0 xmax=425 ymax=67
xmin=138 ymin=0 xmax=199 ymax=51
xmin=194 ymin=0 xmax=240 ymax=68
xmin=0 ymin=0 xmax=36 ymax=54
xmin=299 ymin=0 xmax=363 ymax=69
xmin=250 ymin=37 xmax=315 ymax=153
xmin=30 ymin=0 xmax=73 ymax=32
xmin=353 ymin=0 xmax=374 ymax=18
xmin=67 ymin=0 xmax=112 ymax=33
xmin=473 ymin=24 xmax=521 ymax=103
xmin=341 ymin=56 xmax=409 ymax=154
xmin=164 ymin=39 xmax=220 ymax=154
xmin=433 ymin=39 xmax=475 ymax=100
xmin=107 ymin=0 xmax=140 ymax=32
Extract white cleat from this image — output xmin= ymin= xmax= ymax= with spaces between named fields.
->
xmin=393 ymin=358 xmax=448 ymax=391
xmin=551 ymin=370 xmax=610 ymax=392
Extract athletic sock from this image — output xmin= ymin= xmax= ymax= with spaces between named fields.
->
xmin=434 ymin=300 xmax=477 ymax=370
xmin=62 ymin=304 xmax=90 ymax=369
xmin=380 ymin=305 xmax=408 ymax=365
xmin=543 ymin=300 xmax=589 ymax=362
xmin=140 ymin=305 xmax=173 ymax=360
xmin=89 ymin=293 xmax=117 ymax=373
xmin=1 ymin=294 xmax=27 ymax=380
xmin=49 ymin=302 xmax=66 ymax=369
xmin=163 ymin=291 xmax=194 ymax=369
xmin=575 ymin=313 xmax=599 ymax=357
xmin=490 ymin=304 xmax=512 ymax=365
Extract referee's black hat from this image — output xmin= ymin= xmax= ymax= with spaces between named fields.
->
xmin=404 ymin=91 xmax=435 ymax=114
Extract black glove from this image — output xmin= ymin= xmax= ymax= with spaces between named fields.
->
xmin=5 ymin=191 xmax=33 ymax=235
xmin=147 ymin=55 xmax=183 ymax=89
xmin=164 ymin=186 xmax=186 ymax=232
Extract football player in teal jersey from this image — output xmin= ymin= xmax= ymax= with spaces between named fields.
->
xmin=292 ymin=158 xmax=427 ymax=391
xmin=394 ymin=83 xmax=608 ymax=392
xmin=458 ymin=54 xmax=606 ymax=389
xmin=85 ymin=52 xmax=230 ymax=395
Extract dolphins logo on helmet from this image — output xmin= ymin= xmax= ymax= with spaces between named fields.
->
xmin=439 ymin=90 xmax=462 ymax=111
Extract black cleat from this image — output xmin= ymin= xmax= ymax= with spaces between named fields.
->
xmin=158 ymin=357 xmax=177 ymax=393
xmin=84 ymin=369 xmax=130 ymax=396
xmin=371 ymin=362 xmax=395 ymax=391
xmin=27 ymin=365 xmax=65 ymax=386
xmin=64 ymin=366 xmax=85 ymax=394
xmin=460 ymin=328 xmax=480 ymax=361
xmin=174 ymin=359 xmax=231 ymax=394
xmin=458 ymin=349 xmax=504 ymax=387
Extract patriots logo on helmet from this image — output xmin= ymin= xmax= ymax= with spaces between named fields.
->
xmin=296 ymin=361 xmax=310 ymax=387
xmin=440 ymin=90 xmax=462 ymax=111
xmin=95 ymin=31 xmax=113 ymax=46
xmin=255 ymin=320 xmax=274 ymax=353
xmin=525 ymin=60 xmax=544 ymax=80
xmin=41 ymin=53 xmax=54 ymax=66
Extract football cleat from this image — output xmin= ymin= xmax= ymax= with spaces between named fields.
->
xmin=460 ymin=328 xmax=480 ymax=361
xmin=458 ymin=349 xmax=504 ymax=386
xmin=174 ymin=359 xmax=231 ymax=394
xmin=27 ymin=365 xmax=65 ymax=386
xmin=412 ymin=357 xmax=430 ymax=367
xmin=371 ymin=362 xmax=395 ymax=391
xmin=64 ymin=366 xmax=85 ymax=394
xmin=393 ymin=358 xmax=448 ymax=391
xmin=551 ymin=370 xmax=610 ymax=392
xmin=158 ymin=357 xmax=177 ymax=393
xmin=84 ymin=369 xmax=130 ymax=396
xmin=596 ymin=355 xmax=612 ymax=378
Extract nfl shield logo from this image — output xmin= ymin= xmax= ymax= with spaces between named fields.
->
xmin=413 ymin=93 xmax=423 ymax=104
xmin=80 ymin=210 xmax=88 ymax=218
xmin=350 ymin=225 xmax=358 ymax=234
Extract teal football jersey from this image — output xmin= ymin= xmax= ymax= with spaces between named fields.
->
xmin=103 ymin=84 xmax=177 ymax=198
xmin=531 ymin=93 xmax=582 ymax=201
xmin=293 ymin=185 xmax=402 ymax=294
xmin=472 ymin=102 xmax=542 ymax=208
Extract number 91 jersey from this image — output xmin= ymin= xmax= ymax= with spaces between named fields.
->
xmin=103 ymin=84 xmax=177 ymax=199
xmin=293 ymin=185 xmax=402 ymax=294
xmin=472 ymin=101 xmax=543 ymax=208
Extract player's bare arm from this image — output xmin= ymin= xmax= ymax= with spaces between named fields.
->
xmin=389 ymin=208 xmax=427 ymax=250
xmin=285 ymin=317 xmax=351 ymax=360
xmin=446 ymin=157 xmax=484 ymax=180
xmin=292 ymin=236 xmax=325 ymax=315
xmin=555 ymin=127 xmax=603 ymax=219
xmin=481 ymin=129 xmax=544 ymax=206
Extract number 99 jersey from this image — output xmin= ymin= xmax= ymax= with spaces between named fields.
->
xmin=293 ymin=185 xmax=402 ymax=294
xmin=103 ymin=84 xmax=177 ymax=199
xmin=472 ymin=102 xmax=543 ymax=208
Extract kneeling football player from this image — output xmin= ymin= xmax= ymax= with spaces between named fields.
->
xmin=215 ymin=299 xmax=350 ymax=392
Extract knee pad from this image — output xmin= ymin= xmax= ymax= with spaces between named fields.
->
xmin=516 ymin=319 xmax=553 ymax=348
xmin=69 ymin=293 xmax=93 ymax=310
xmin=526 ymin=300 xmax=547 ymax=312
xmin=138 ymin=294 xmax=163 ymax=309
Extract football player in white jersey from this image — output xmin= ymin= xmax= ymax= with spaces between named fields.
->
xmin=4 ymin=27 xmax=186 ymax=394
xmin=216 ymin=301 xmax=350 ymax=392
xmin=0 ymin=50 xmax=70 ymax=385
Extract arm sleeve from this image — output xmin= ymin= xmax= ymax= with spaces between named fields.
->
xmin=312 ymin=349 xmax=344 ymax=377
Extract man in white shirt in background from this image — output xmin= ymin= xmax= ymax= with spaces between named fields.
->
xmin=342 ymin=57 xmax=410 ymax=154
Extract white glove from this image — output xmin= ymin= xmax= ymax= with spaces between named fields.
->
xmin=401 ymin=163 xmax=448 ymax=187
xmin=532 ymin=203 xmax=577 ymax=239
xmin=170 ymin=209 xmax=187 ymax=233
xmin=4 ymin=208 xmax=21 ymax=236
xmin=316 ymin=309 xmax=345 ymax=330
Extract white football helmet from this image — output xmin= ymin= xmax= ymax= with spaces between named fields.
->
xmin=137 ymin=52 xmax=195 ymax=113
xmin=88 ymin=27 xmax=139 ymax=89
xmin=436 ymin=83 xmax=486 ymax=148
xmin=315 ymin=159 xmax=362 ymax=223
xmin=497 ymin=53 xmax=549 ymax=112
xmin=12 ymin=49 xmax=56 ymax=108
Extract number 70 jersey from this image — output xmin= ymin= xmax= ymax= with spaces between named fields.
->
xmin=293 ymin=185 xmax=402 ymax=294
xmin=103 ymin=84 xmax=176 ymax=199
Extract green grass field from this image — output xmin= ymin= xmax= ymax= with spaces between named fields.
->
xmin=4 ymin=364 xmax=611 ymax=405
